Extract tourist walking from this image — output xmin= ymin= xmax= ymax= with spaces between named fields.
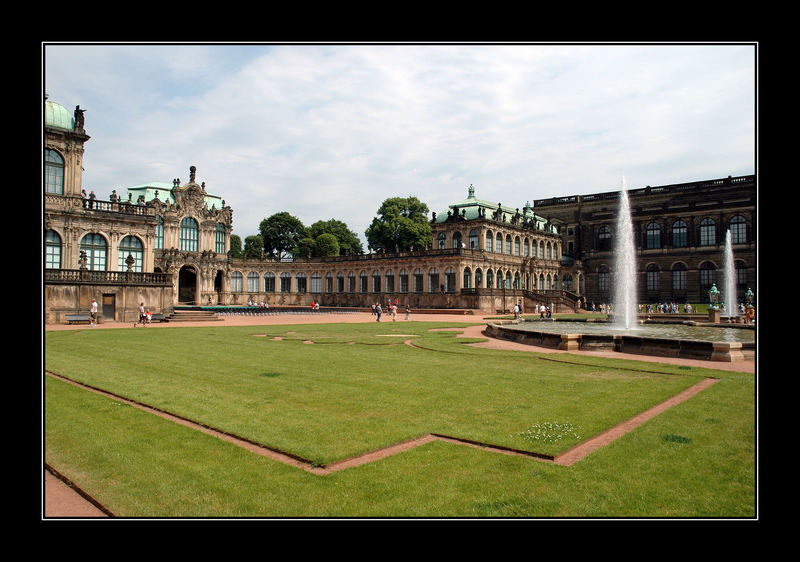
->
xmin=89 ymin=298 xmax=98 ymax=327
xmin=138 ymin=302 xmax=147 ymax=327
xmin=376 ymin=304 xmax=382 ymax=322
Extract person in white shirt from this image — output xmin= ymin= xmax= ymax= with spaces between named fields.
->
xmin=90 ymin=298 xmax=98 ymax=327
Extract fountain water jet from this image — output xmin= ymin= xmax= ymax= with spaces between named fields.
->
xmin=723 ymin=230 xmax=737 ymax=319
xmin=614 ymin=176 xmax=638 ymax=330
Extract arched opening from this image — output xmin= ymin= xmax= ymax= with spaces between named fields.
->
xmin=179 ymin=265 xmax=198 ymax=304
xmin=214 ymin=270 xmax=224 ymax=302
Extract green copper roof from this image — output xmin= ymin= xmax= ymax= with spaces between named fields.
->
xmin=44 ymin=98 xmax=74 ymax=130
xmin=123 ymin=182 xmax=225 ymax=210
xmin=435 ymin=184 xmax=550 ymax=229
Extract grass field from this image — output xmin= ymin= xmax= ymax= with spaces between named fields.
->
xmin=43 ymin=321 xmax=756 ymax=518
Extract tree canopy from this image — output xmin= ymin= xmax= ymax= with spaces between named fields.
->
xmin=364 ymin=196 xmax=432 ymax=253
xmin=308 ymin=219 xmax=363 ymax=255
xmin=258 ymin=212 xmax=307 ymax=259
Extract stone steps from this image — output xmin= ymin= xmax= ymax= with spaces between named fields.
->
xmin=166 ymin=310 xmax=222 ymax=322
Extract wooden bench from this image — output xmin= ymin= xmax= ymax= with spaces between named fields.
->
xmin=65 ymin=313 xmax=91 ymax=324
xmin=150 ymin=313 xmax=167 ymax=322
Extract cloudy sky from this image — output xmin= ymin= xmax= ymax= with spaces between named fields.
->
xmin=43 ymin=43 xmax=756 ymax=245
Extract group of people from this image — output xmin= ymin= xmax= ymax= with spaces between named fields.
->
xmin=638 ymin=302 xmax=690 ymax=314
xmin=248 ymin=299 xmax=271 ymax=309
xmin=136 ymin=302 xmax=153 ymax=326
xmin=371 ymin=299 xmax=410 ymax=322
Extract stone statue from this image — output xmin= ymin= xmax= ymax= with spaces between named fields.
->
xmin=74 ymin=105 xmax=86 ymax=129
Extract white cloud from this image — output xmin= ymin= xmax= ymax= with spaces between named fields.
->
xmin=43 ymin=43 xmax=756 ymax=244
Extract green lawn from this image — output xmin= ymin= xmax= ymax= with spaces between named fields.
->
xmin=43 ymin=321 xmax=756 ymax=518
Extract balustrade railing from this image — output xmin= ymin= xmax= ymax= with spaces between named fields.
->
xmin=44 ymin=268 xmax=172 ymax=285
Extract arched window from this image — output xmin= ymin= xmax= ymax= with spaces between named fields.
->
xmin=539 ymin=241 xmax=545 ymax=257
xmin=468 ymin=229 xmax=478 ymax=249
xmin=337 ymin=272 xmax=345 ymax=293
xmin=597 ymin=266 xmax=610 ymax=293
xmin=428 ymin=267 xmax=440 ymax=293
xmin=699 ymin=218 xmax=716 ymax=246
xmin=155 ymin=216 xmax=164 ymax=249
xmin=45 ymin=230 xmax=62 ymax=269
xmin=348 ymin=271 xmax=356 ymax=293
xmin=486 ymin=231 xmax=493 ymax=252
xmin=531 ymin=239 xmax=537 ymax=258
xmin=546 ymin=242 xmax=552 ymax=259
xmin=399 ymin=269 xmax=409 ymax=293
xmin=231 ymin=271 xmax=243 ymax=292
xmin=646 ymin=223 xmax=661 ymax=249
xmin=463 ymin=267 xmax=472 ymax=289
xmin=452 ymin=231 xmax=462 ymax=249
xmin=80 ymin=233 xmax=107 ymax=271
xmin=359 ymin=271 xmax=368 ymax=293
xmin=513 ymin=272 xmax=520 ymax=289
xmin=45 ymin=149 xmax=64 ymax=195
xmin=280 ymin=272 xmax=292 ymax=292
xmin=371 ymin=270 xmax=381 ymax=293
xmin=264 ymin=272 xmax=276 ymax=292
xmin=413 ymin=268 xmax=424 ymax=293
xmin=505 ymin=234 xmax=512 ymax=254
xmin=311 ymin=272 xmax=322 ymax=294
xmin=597 ymin=226 xmax=612 ymax=251
xmin=514 ymin=236 xmax=520 ymax=256
xmin=730 ymin=215 xmax=747 ymax=244
xmin=699 ymin=261 xmax=716 ymax=290
xmin=475 ymin=268 xmax=483 ymax=288
xmin=385 ymin=269 xmax=395 ymax=293
xmin=524 ymin=238 xmax=530 ymax=257
xmin=539 ymin=273 xmax=545 ymax=290
xmin=180 ymin=217 xmax=199 ymax=251
xmin=296 ymin=272 xmax=307 ymax=293
xmin=437 ymin=232 xmax=446 ymax=249
xmin=325 ymin=272 xmax=333 ymax=293
xmin=445 ymin=267 xmax=456 ymax=293
xmin=118 ymin=235 xmax=144 ymax=272
xmin=736 ymin=261 xmax=747 ymax=286
xmin=646 ymin=264 xmax=660 ymax=291
xmin=486 ymin=269 xmax=494 ymax=288
xmin=672 ymin=263 xmax=687 ymax=291
xmin=562 ymin=274 xmax=573 ymax=291
xmin=672 ymin=220 xmax=688 ymax=248
xmin=496 ymin=233 xmax=503 ymax=253
xmin=247 ymin=272 xmax=260 ymax=292
xmin=215 ymin=223 xmax=226 ymax=254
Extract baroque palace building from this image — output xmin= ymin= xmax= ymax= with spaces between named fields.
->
xmin=43 ymin=95 xmax=756 ymax=323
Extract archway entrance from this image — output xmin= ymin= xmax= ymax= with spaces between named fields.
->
xmin=214 ymin=270 xmax=224 ymax=304
xmin=178 ymin=265 xmax=198 ymax=304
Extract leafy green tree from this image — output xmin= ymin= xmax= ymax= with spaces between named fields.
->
xmin=258 ymin=212 xmax=307 ymax=259
xmin=365 ymin=196 xmax=432 ymax=253
xmin=314 ymin=232 xmax=340 ymax=257
xmin=228 ymin=234 xmax=243 ymax=259
xmin=308 ymin=219 xmax=364 ymax=255
xmin=296 ymin=237 xmax=316 ymax=259
xmin=244 ymin=235 xmax=264 ymax=259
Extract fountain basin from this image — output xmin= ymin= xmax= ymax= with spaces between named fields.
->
xmin=486 ymin=320 xmax=754 ymax=362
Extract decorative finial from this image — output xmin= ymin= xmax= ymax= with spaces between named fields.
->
xmin=189 ymin=166 xmax=196 ymax=183
xmin=468 ymin=184 xmax=475 ymax=198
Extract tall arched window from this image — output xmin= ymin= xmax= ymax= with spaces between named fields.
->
xmin=486 ymin=269 xmax=494 ymax=288
xmin=699 ymin=218 xmax=716 ymax=246
xmin=730 ymin=215 xmax=747 ymax=244
xmin=45 ymin=230 xmax=62 ymax=269
xmin=445 ymin=267 xmax=456 ymax=293
xmin=264 ymin=272 xmax=275 ymax=292
xmin=348 ymin=271 xmax=356 ymax=293
xmin=311 ymin=272 xmax=322 ymax=294
xmin=280 ymin=272 xmax=292 ymax=292
xmin=413 ymin=268 xmax=424 ymax=293
xmin=296 ymin=273 xmax=307 ymax=293
xmin=247 ymin=272 xmax=259 ymax=293
xmin=371 ymin=270 xmax=381 ymax=293
xmin=463 ymin=267 xmax=472 ymax=289
xmin=215 ymin=223 xmax=227 ymax=254
xmin=475 ymin=268 xmax=483 ymax=288
xmin=468 ymin=229 xmax=478 ymax=249
xmin=597 ymin=226 xmax=612 ymax=251
xmin=496 ymin=233 xmax=503 ymax=253
xmin=231 ymin=271 xmax=243 ymax=292
xmin=514 ymin=237 xmax=520 ymax=256
xmin=118 ymin=235 xmax=144 ymax=272
xmin=672 ymin=220 xmax=687 ymax=248
xmin=646 ymin=223 xmax=661 ymax=249
xmin=486 ymin=231 xmax=493 ymax=252
xmin=45 ymin=149 xmax=64 ymax=195
xmin=155 ymin=216 xmax=164 ymax=249
xmin=359 ymin=271 xmax=368 ymax=293
xmin=699 ymin=261 xmax=716 ymax=290
xmin=524 ymin=239 xmax=530 ymax=257
xmin=452 ymin=232 xmax=462 ymax=249
xmin=597 ymin=266 xmax=610 ymax=293
xmin=385 ymin=269 xmax=394 ymax=293
xmin=80 ymin=233 xmax=107 ymax=271
xmin=180 ymin=217 xmax=199 ymax=251
xmin=428 ymin=267 xmax=440 ymax=293
xmin=646 ymin=264 xmax=660 ymax=291
xmin=505 ymin=234 xmax=512 ymax=254
xmin=399 ymin=269 xmax=409 ymax=293
xmin=437 ymin=233 xmax=446 ymax=249
xmin=672 ymin=263 xmax=687 ymax=291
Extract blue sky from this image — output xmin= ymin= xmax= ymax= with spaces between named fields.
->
xmin=43 ymin=43 xmax=756 ymax=245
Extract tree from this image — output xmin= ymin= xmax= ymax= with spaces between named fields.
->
xmin=308 ymin=219 xmax=364 ymax=255
xmin=244 ymin=235 xmax=264 ymax=259
xmin=228 ymin=234 xmax=243 ymax=259
xmin=314 ymin=232 xmax=340 ymax=257
xmin=296 ymin=237 xmax=316 ymax=259
xmin=364 ymin=196 xmax=432 ymax=253
xmin=259 ymin=212 xmax=307 ymax=259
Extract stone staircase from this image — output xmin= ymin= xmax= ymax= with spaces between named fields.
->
xmin=166 ymin=309 xmax=222 ymax=322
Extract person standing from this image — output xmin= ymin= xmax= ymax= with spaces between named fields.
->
xmin=376 ymin=303 xmax=382 ymax=322
xmin=405 ymin=305 xmax=410 ymax=320
xmin=138 ymin=302 xmax=146 ymax=327
xmin=90 ymin=298 xmax=98 ymax=327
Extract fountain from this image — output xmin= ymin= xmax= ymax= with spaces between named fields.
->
xmin=723 ymin=230 xmax=737 ymax=320
xmin=614 ymin=176 xmax=638 ymax=330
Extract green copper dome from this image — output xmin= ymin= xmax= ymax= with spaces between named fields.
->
xmin=44 ymin=96 xmax=74 ymax=130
